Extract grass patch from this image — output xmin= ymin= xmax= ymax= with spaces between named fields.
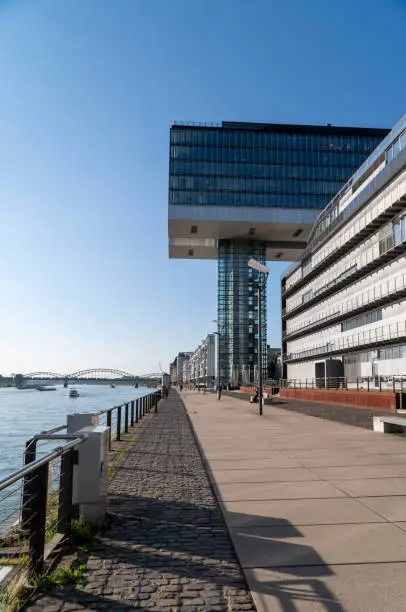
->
xmin=70 ymin=520 xmax=95 ymax=547
xmin=30 ymin=563 xmax=87 ymax=591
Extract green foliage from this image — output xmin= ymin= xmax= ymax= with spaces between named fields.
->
xmin=70 ymin=520 xmax=95 ymax=546
xmin=30 ymin=563 xmax=87 ymax=591
xmin=0 ymin=584 xmax=21 ymax=611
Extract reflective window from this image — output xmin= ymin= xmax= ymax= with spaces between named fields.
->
xmin=169 ymin=127 xmax=384 ymax=209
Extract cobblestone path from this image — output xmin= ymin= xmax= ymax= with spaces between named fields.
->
xmin=26 ymin=391 xmax=256 ymax=612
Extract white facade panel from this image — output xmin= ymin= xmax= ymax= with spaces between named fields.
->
xmin=282 ymin=118 xmax=406 ymax=381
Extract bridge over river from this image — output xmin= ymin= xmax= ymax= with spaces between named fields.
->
xmin=21 ymin=368 xmax=161 ymax=385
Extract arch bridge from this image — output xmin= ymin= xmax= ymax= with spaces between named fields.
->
xmin=24 ymin=368 xmax=161 ymax=381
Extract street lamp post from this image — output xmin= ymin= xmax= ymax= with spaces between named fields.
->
xmin=248 ymin=258 xmax=269 ymax=416
xmin=213 ymin=319 xmax=224 ymax=399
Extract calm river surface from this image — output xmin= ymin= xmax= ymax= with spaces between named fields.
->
xmin=0 ymin=384 xmax=152 ymax=480
xmin=0 ymin=384 xmax=152 ymax=531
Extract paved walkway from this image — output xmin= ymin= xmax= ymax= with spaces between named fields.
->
xmin=183 ymin=390 xmax=406 ymax=612
xmin=223 ymin=392 xmax=391 ymax=430
xmin=26 ymin=392 xmax=256 ymax=612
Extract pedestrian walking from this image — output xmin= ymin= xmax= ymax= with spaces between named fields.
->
xmin=217 ymin=383 xmax=222 ymax=400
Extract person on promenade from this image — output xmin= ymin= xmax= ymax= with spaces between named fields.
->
xmin=217 ymin=383 xmax=222 ymax=400
xmin=180 ymin=384 xmax=183 ymax=393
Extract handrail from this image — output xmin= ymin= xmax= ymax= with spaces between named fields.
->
xmin=0 ymin=388 xmax=162 ymax=588
xmin=0 ymin=435 xmax=86 ymax=492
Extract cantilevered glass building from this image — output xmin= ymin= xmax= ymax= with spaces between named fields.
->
xmin=168 ymin=121 xmax=388 ymax=385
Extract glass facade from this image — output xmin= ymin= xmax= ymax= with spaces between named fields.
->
xmin=169 ymin=124 xmax=386 ymax=210
xmin=217 ymin=240 xmax=267 ymax=385
xmin=169 ymin=121 xmax=388 ymax=385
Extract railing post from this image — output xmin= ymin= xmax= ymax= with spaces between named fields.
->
xmin=357 ymin=377 xmax=359 ymax=391
xmin=393 ymin=376 xmax=395 ymax=393
xmin=155 ymin=392 xmax=158 ymax=412
xmin=135 ymin=399 xmax=139 ymax=423
xmin=345 ymin=377 xmax=348 ymax=390
xmin=379 ymin=378 xmax=382 ymax=392
xmin=125 ymin=402 xmax=129 ymax=433
xmin=142 ymin=397 xmax=145 ymax=416
xmin=58 ymin=449 xmax=75 ymax=536
xmin=116 ymin=405 xmax=121 ymax=441
xmin=367 ymin=377 xmax=370 ymax=392
xmin=21 ymin=440 xmax=37 ymax=531
xmin=305 ymin=378 xmax=307 ymax=389
xmin=107 ymin=410 xmax=112 ymax=451
xmin=130 ymin=400 xmax=134 ymax=427
xmin=26 ymin=463 xmax=49 ymax=576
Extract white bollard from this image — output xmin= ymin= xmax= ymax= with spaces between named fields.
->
xmin=73 ymin=425 xmax=109 ymax=527
xmin=67 ymin=412 xmax=99 ymax=433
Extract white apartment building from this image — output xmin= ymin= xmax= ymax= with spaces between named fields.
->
xmin=282 ymin=114 xmax=406 ymax=383
xmin=183 ymin=356 xmax=191 ymax=386
xmin=190 ymin=334 xmax=216 ymax=385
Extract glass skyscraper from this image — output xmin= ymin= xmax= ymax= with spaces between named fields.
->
xmin=168 ymin=121 xmax=388 ymax=385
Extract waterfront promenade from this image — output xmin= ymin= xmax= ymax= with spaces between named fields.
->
xmin=26 ymin=390 xmax=406 ymax=611
xmin=184 ymin=391 xmax=406 ymax=612
xmin=26 ymin=392 xmax=255 ymax=612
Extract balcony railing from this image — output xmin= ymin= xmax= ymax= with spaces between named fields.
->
xmin=284 ymin=320 xmax=406 ymax=362
xmin=279 ymin=376 xmax=406 ymax=392
xmin=285 ymin=271 xmax=406 ymax=339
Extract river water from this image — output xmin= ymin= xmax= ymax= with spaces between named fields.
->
xmin=0 ymin=384 xmax=152 ymax=531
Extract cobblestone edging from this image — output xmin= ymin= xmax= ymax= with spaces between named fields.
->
xmin=26 ymin=391 xmax=256 ymax=612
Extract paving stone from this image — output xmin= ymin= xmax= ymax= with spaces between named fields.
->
xmin=24 ymin=392 xmax=256 ymax=612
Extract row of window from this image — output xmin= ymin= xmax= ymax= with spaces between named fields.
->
xmin=170 ymin=145 xmax=369 ymax=167
xmin=343 ymin=344 xmax=406 ymax=363
xmin=299 ymin=190 xmax=368 ymax=280
xmin=387 ymin=130 xmax=406 ymax=164
xmin=170 ymin=160 xmax=354 ymax=182
xmin=169 ymin=190 xmax=329 ymax=208
xmin=342 ymin=309 xmax=382 ymax=332
xmin=170 ymin=176 xmax=344 ymax=196
xmin=379 ymin=216 xmax=406 ymax=255
xmin=170 ymin=129 xmax=381 ymax=153
xmin=298 ymin=264 xmax=358 ymax=307
xmin=299 ymin=133 xmax=405 ymax=263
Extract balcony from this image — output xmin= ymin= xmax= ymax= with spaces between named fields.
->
xmin=284 ymin=271 xmax=406 ymax=341
xmin=284 ymin=238 xmax=406 ymax=320
xmin=284 ymin=319 xmax=406 ymax=363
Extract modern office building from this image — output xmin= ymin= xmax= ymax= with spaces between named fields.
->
xmin=168 ymin=121 xmax=388 ymax=385
xmin=282 ymin=115 xmax=406 ymax=383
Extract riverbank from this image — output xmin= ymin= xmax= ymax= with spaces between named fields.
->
xmin=25 ymin=392 xmax=256 ymax=611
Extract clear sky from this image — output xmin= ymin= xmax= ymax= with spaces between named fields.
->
xmin=0 ymin=0 xmax=405 ymax=376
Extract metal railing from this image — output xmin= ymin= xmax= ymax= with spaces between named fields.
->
xmin=280 ymin=376 xmax=406 ymax=393
xmin=0 ymin=390 xmax=161 ymax=578
xmin=285 ymin=271 xmax=406 ymax=339
xmin=284 ymin=320 xmax=406 ymax=362
xmin=0 ymin=434 xmax=86 ymax=577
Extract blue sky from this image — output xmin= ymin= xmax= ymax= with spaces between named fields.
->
xmin=0 ymin=0 xmax=405 ymax=375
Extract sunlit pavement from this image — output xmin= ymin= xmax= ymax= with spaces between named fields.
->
xmin=183 ymin=390 xmax=406 ymax=612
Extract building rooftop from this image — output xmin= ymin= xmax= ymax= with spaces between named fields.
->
xmin=172 ymin=121 xmax=388 ymax=136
